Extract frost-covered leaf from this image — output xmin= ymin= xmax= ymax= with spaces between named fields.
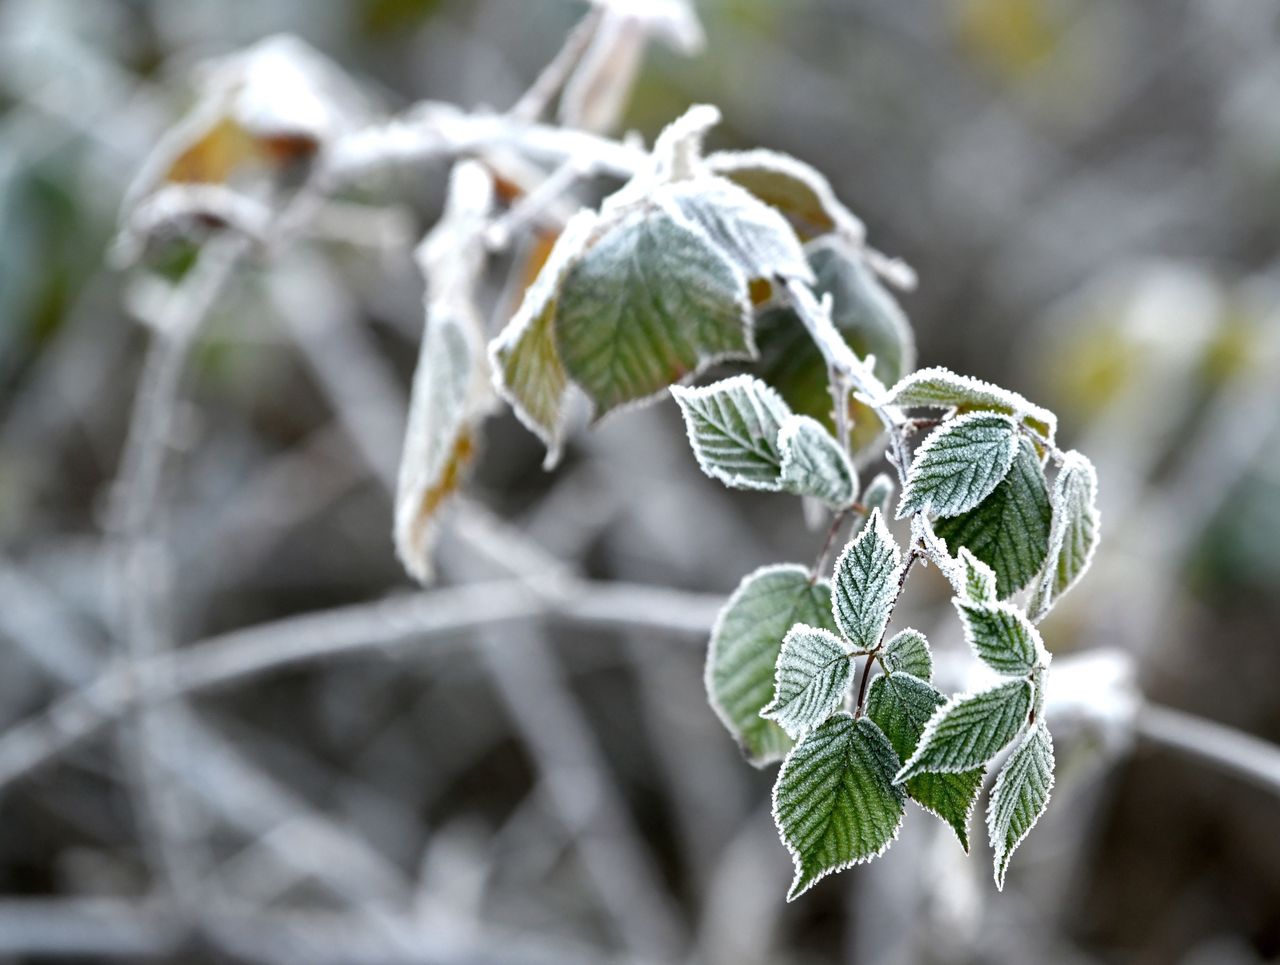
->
xmin=662 ymin=177 xmax=813 ymax=285
xmin=761 ymin=625 xmax=853 ymax=739
xmin=778 ymin=415 xmax=858 ymax=508
xmin=706 ymin=149 xmax=865 ymax=243
xmin=877 ymin=366 xmax=1057 ymax=444
xmin=556 ymin=203 xmax=752 ymax=416
xmin=707 ymin=565 xmax=837 ymax=766
xmin=988 ymin=722 xmax=1055 ymax=890
xmin=866 ymin=673 xmax=982 ymax=850
xmin=954 ymin=600 xmax=1045 ymax=676
xmin=934 ymin=436 xmax=1051 ymax=598
xmin=671 ymin=376 xmax=791 ymax=490
xmin=897 ymin=413 xmax=1019 ymax=520
xmin=881 ymin=628 xmax=932 ymax=680
xmin=895 ymin=679 xmax=1033 ymax=780
xmin=1028 ymin=451 xmax=1101 ymax=622
xmin=395 ymin=162 xmax=494 ymax=584
xmin=861 ymin=472 xmax=895 ymax=520
xmin=831 ymin=509 xmax=902 ymax=650
xmin=773 ymin=714 xmax=904 ymax=900
xmin=489 ymin=210 xmax=597 ymax=467
xmin=955 ymin=547 xmax=998 ymax=603
xmin=750 ymin=240 xmax=915 ymax=433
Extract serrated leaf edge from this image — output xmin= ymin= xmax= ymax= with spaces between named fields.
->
xmin=893 ymin=679 xmax=1034 ymax=781
xmin=897 ymin=411 xmax=1020 ymax=520
xmin=877 ymin=365 xmax=1057 ymax=443
xmin=986 ymin=722 xmax=1055 ymax=890
xmin=953 ymin=598 xmax=1050 ymax=677
xmin=760 ymin=623 xmax=853 ymax=739
xmin=671 ymin=374 xmax=792 ymax=492
xmin=1029 ymin=450 xmax=1101 ymax=622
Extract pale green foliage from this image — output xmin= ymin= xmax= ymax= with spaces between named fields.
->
xmin=895 ymin=680 xmax=1034 ymax=780
xmin=557 ymin=204 xmax=751 ymax=415
xmin=778 ymin=415 xmax=858 ymax=508
xmin=1029 ymin=450 xmax=1101 ymax=621
xmin=988 ymin=723 xmax=1055 ymax=889
xmin=881 ymin=628 xmax=931 ymax=679
xmin=955 ymin=547 xmax=998 ymax=603
xmin=706 ymin=565 xmax=836 ymax=765
xmin=897 ymin=413 xmax=1020 ymax=519
xmin=831 ymin=509 xmax=902 ymax=650
xmin=761 ymin=625 xmax=853 ymax=738
xmin=773 ymin=714 xmax=904 ymax=900
xmin=880 ymin=366 xmax=1057 ymax=443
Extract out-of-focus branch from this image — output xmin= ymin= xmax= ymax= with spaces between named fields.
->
xmin=1134 ymin=702 xmax=1280 ymax=797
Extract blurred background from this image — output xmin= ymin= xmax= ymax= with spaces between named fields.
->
xmin=1 ymin=0 xmax=1279 ymax=962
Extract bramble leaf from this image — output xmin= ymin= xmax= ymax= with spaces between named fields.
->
xmin=881 ymin=628 xmax=932 ymax=680
xmin=1028 ymin=450 xmax=1101 ymax=622
xmin=897 ymin=413 xmax=1019 ymax=519
xmin=707 ymin=565 xmax=837 ymax=766
xmin=773 ymin=714 xmax=904 ymax=900
xmin=831 ymin=509 xmax=902 ymax=650
xmin=955 ymin=547 xmax=998 ymax=603
xmin=662 ymin=177 xmax=813 ymax=285
xmin=866 ymin=672 xmax=982 ymax=850
xmin=556 ymin=204 xmax=753 ymax=416
xmin=934 ymin=436 xmax=1051 ymax=598
xmin=489 ymin=210 xmax=597 ymax=466
xmin=778 ymin=415 xmax=858 ymax=508
xmin=878 ymin=366 xmax=1057 ymax=443
xmin=861 ymin=472 xmax=896 ymax=521
xmin=671 ymin=375 xmax=791 ymax=490
xmin=706 ymin=149 xmax=865 ymax=243
xmin=954 ymin=600 xmax=1045 ymax=677
xmin=895 ymin=679 xmax=1033 ymax=780
xmin=988 ymin=722 xmax=1055 ymax=890
xmin=761 ymin=625 xmax=853 ymax=738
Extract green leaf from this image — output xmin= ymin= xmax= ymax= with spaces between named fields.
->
xmin=556 ymin=204 xmax=753 ymax=416
xmin=707 ymin=565 xmax=838 ymax=766
xmin=934 ymin=436 xmax=1051 ymax=598
xmin=897 ymin=413 xmax=1019 ymax=520
xmin=778 ymin=415 xmax=858 ymax=508
xmin=866 ymin=673 xmax=982 ymax=850
xmin=1028 ymin=450 xmax=1101 ymax=622
xmin=881 ymin=628 xmax=932 ymax=680
xmin=662 ymin=177 xmax=813 ymax=285
xmin=879 ymin=366 xmax=1057 ymax=444
xmin=954 ymin=600 xmax=1045 ymax=676
xmin=831 ymin=508 xmax=902 ymax=650
xmin=761 ymin=625 xmax=853 ymax=739
xmin=772 ymin=714 xmax=905 ymax=900
xmin=988 ymin=722 xmax=1055 ymax=890
xmin=955 ymin=547 xmax=998 ymax=603
xmin=670 ymin=371 xmax=788 ymax=488
xmin=861 ymin=472 xmax=895 ymax=520
xmin=671 ymin=376 xmax=791 ymax=491
xmin=895 ymin=679 xmax=1033 ymax=780
xmin=489 ymin=210 xmax=597 ymax=466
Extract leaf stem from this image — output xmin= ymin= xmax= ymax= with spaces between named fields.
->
xmin=810 ymin=505 xmax=863 ymax=582
xmin=853 ymin=547 xmax=920 ymax=717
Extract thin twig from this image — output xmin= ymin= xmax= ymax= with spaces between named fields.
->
xmin=1134 ymin=701 xmax=1280 ymax=797
xmin=508 ymin=7 xmax=606 ymax=123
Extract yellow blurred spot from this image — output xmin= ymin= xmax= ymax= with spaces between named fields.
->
xmin=953 ymin=0 xmax=1061 ymax=78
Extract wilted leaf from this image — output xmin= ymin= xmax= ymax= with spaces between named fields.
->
xmin=489 ymin=210 xmax=598 ymax=467
xmin=773 ymin=714 xmax=904 ymax=900
xmin=707 ymin=565 xmax=837 ymax=766
xmin=706 ymin=149 xmax=865 ymax=242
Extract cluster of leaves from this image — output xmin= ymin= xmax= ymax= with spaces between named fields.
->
xmin=399 ymin=105 xmax=1101 ymax=898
